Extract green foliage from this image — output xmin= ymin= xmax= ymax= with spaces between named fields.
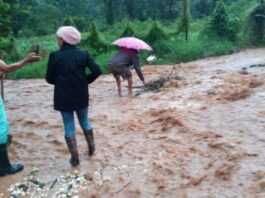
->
xmin=0 ymin=0 xmax=11 ymax=37
xmin=120 ymin=22 xmax=135 ymax=37
xmin=243 ymin=1 xmax=265 ymax=45
xmin=81 ymin=22 xmax=108 ymax=56
xmin=8 ymin=59 xmax=47 ymax=79
xmin=144 ymin=21 xmax=169 ymax=44
xmin=94 ymin=51 xmax=116 ymax=74
xmin=4 ymin=0 xmax=264 ymax=80
xmin=72 ymin=16 xmax=89 ymax=32
xmin=63 ymin=16 xmax=75 ymax=26
xmin=0 ymin=38 xmax=10 ymax=54
xmin=182 ymin=0 xmax=190 ymax=42
xmin=6 ymin=38 xmax=20 ymax=61
xmin=209 ymin=1 xmax=230 ymax=38
xmin=0 ymin=37 xmax=20 ymax=61
xmin=147 ymin=33 xmax=234 ymax=64
xmin=194 ymin=0 xmax=213 ymax=18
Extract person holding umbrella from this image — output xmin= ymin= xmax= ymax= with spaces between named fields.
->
xmin=0 ymin=53 xmax=40 ymax=176
xmin=46 ymin=26 xmax=102 ymax=166
xmin=109 ymin=37 xmax=152 ymax=97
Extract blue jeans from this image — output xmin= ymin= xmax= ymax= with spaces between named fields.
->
xmin=60 ymin=107 xmax=93 ymax=138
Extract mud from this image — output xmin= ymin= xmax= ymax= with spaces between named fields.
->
xmin=1 ymin=48 xmax=265 ymax=197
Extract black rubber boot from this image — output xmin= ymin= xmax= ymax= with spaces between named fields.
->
xmin=65 ymin=137 xmax=80 ymax=166
xmin=83 ymin=129 xmax=95 ymax=156
xmin=0 ymin=143 xmax=24 ymax=177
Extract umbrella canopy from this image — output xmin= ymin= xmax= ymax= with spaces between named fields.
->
xmin=112 ymin=37 xmax=153 ymax=51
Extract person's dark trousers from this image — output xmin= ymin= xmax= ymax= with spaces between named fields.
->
xmin=83 ymin=129 xmax=95 ymax=156
xmin=0 ymin=143 xmax=24 ymax=177
xmin=7 ymin=134 xmax=12 ymax=146
xmin=65 ymin=136 xmax=80 ymax=166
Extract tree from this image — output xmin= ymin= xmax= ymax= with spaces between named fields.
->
xmin=144 ymin=21 xmax=169 ymax=44
xmin=194 ymin=0 xmax=212 ymax=18
xmin=0 ymin=0 xmax=12 ymax=37
xmin=103 ymin=0 xmax=115 ymax=25
xmin=1 ymin=0 xmax=33 ymax=35
xmin=82 ymin=22 xmax=108 ymax=56
xmin=63 ymin=16 xmax=75 ymax=26
xmin=245 ymin=0 xmax=265 ymax=44
xmin=124 ymin=0 xmax=135 ymax=19
xmin=120 ymin=22 xmax=135 ymax=37
xmin=182 ymin=0 xmax=190 ymax=42
xmin=46 ymin=0 xmax=88 ymax=17
xmin=210 ymin=1 xmax=230 ymax=38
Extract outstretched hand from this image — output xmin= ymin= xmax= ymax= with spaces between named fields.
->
xmin=26 ymin=53 xmax=41 ymax=63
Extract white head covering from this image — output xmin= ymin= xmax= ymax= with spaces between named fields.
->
xmin=56 ymin=26 xmax=81 ymax=45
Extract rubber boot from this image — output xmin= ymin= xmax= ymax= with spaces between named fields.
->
xmin=83 ymin=129 xmax=95 ymax=156
xmin=0 ymin=143 xmax=24 ymax=177
xmin=65 ymin=137 xmax=80 ymax=166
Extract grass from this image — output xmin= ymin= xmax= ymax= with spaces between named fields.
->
xmin=7 ymin=20 xmax=237 ymax=80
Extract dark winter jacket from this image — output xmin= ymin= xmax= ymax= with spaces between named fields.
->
xmin=45 ymin=43 xmax=102 ymax=111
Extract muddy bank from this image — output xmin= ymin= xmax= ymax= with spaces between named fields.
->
xmin=1 ymin=48 xmax=265 ymax=197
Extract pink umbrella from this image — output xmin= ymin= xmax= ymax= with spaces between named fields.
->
xmin=112 ymin=37 xmax=153 ymax=51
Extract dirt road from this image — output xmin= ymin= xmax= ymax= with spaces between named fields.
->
xmin=0 ymin=48 xmax=265 ymax=197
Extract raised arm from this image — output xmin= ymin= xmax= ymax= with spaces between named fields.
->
xmin=0 ymin=53 xmax=40 ymax=73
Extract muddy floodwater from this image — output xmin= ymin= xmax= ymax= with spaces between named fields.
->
xmin=1 ymin=48 xmax=265 ymax=197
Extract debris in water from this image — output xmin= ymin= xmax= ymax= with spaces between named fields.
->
xmin=137 ymin=66 xmax=181 ymax=94
xmin=8 ymin=170 xmax=89 ymax=198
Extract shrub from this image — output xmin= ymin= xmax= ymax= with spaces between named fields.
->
xmin=209 ymin=1 xmax=230 ymax=38
xmin=81 ymin=21 xmax=108 ymax=56
xmin=144 ymin=21 xmax=169 ymax=44
xmin=8 ymin=59 xmax=47 ymax=79
xmin=63 ymin=16 xmax=75 ymax=26
xmin=120 ymin=22 xmax=135 ymax=37
xmin=244 ymin=1 xmax=265 ymax=45
xmin=72 ymin=16 xmax=89 ymax=32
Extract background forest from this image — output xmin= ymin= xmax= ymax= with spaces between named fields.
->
xmin=0 ymin=0 xmax=264 ymax=79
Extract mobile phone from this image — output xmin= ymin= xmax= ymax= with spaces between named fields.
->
xmin=32 ymin=44 xmax=40 ymax=56
xmin=35 ymin=44 xmax=40 ymax=56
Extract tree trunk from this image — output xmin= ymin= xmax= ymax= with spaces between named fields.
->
xmin=182 ymin=0 xmax=190 ymax=42
xmin=104 ymin=0 xmax=115 ymax=25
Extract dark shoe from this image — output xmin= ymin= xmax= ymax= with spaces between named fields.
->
xmin=0 ymin=143 xmax=24 ymax=177
xmin=0 ymin=164 xmax=24 ymax=176
xmin=65 ymin=137 xmax=80 ymax=166
xmin=84 ymin=129 xmax=95 ymax=156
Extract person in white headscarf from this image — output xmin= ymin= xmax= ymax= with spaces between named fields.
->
xmin=46 ymin=26 xmax=102 ymax=167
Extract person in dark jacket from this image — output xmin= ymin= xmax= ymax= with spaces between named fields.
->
xmin=46 ymin=26 xmax=102 ymax=166
xmin=0 ymin=53 xmax=40 ymax=176
xmin=108 ymin=47 xmax=145 ymax=97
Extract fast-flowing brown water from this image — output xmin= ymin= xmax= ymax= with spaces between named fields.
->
xmin=1 ymin=48 xmax=265 ymax=197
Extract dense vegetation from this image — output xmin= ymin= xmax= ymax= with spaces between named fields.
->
xmin=0 ymin=0 xmax=264 ymax=79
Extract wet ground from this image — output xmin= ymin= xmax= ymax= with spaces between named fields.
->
xmin=0 ymin=48 xmax=265 ymax=197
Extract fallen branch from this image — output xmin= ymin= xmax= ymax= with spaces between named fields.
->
xmin=136 ymin=65 xmax=181 ymax=95
xmin=115 ymin=181 xmax=132 ymax=193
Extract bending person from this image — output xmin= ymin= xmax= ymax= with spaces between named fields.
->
xmin=0 ymin=53 xmax=40 ymax=176
xmin=46 ymin=26 xmax=102 ymax=167
xmin=108 ymin=47 xmax=145 ymax=97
